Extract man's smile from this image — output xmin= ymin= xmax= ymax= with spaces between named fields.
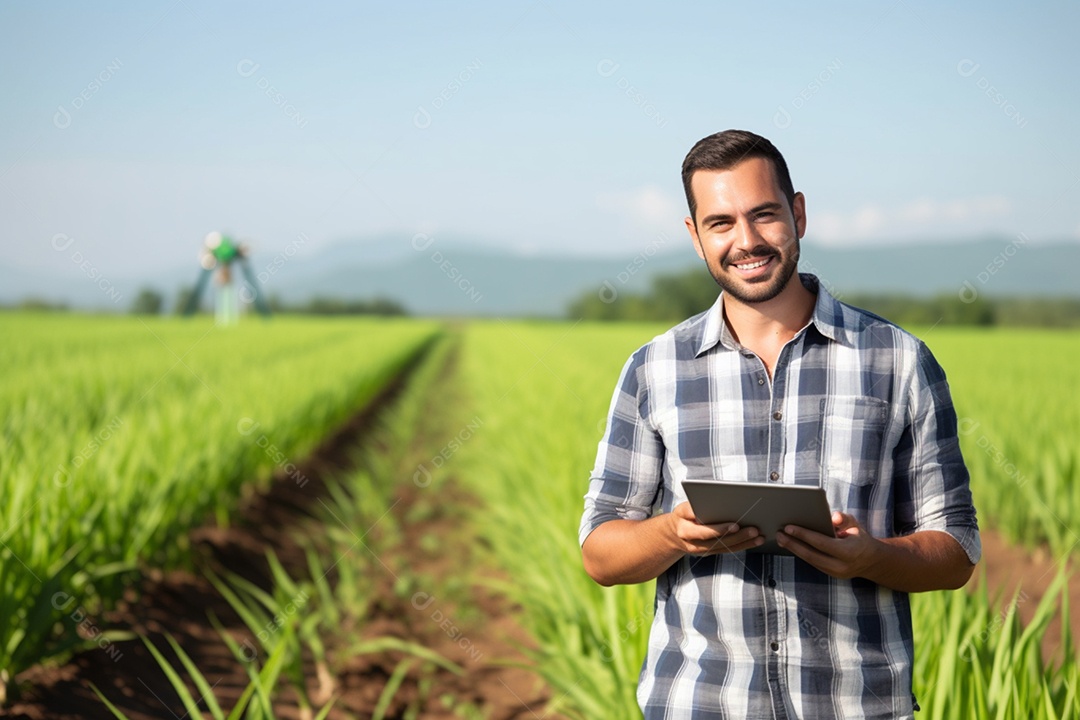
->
xmin=727 ymin=253 xmax=778 ymax=278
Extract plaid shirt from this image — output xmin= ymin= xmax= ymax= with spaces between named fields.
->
xmin=580 ymin=275 xmax=981 ymax=720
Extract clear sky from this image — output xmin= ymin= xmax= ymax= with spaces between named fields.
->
xmin=1 ymin=1 xmax=1078 ymax=277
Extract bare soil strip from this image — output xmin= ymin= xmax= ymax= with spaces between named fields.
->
xmin=3 ymin=340 xmax=555 ymax=719
xmin=975 ymin=528 xmax=1079 ymax=661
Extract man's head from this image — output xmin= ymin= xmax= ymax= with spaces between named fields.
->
xmin=682 ymin=130 xmax=805 ymax=305
xmin=681 ymin=130 xmax=796 ymax=224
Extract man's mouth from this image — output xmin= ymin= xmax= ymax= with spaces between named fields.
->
xmin=728 ymin=254 xmax=777 ymax=276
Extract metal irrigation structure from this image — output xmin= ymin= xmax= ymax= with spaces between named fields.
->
xmin=182 ymin=231 xmax=270 ymax=323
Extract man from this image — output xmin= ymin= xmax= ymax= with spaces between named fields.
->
xmin=579 ymin=129 xmax=980 ymax=719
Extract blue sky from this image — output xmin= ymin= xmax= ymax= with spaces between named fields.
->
xmin=1 ymin=1 xmax=1078 ymax=277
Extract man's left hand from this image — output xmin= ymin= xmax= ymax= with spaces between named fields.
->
xmin=775 ymin=512 xmax=881 ymax=580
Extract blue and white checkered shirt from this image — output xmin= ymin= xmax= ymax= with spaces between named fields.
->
xmin=580 ymin=274 xmax=981 ymax=720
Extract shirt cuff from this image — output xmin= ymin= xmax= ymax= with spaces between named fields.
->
xmin=579 ymin=499 xmax=651 ymax=546
xmin=918 ymin=523 xmax=981 ymax=565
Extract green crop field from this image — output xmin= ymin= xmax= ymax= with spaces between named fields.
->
xmin=0 ymin=313 xmax=439 ymax=691
xmin=2 ymin=313 xmax=1078 ymax=717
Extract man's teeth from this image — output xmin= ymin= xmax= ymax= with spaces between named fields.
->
xmin=736 ymin=257 xmax=770 ymax=270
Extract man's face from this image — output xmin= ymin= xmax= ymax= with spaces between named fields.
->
xmin=685 ymin=157 xmax=806 ymax=305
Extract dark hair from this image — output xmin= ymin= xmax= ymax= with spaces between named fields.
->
xmin=681 ymin=129 xmax=796 ymax=223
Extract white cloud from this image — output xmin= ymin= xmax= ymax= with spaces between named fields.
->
xmin=811 ymin=195 xmax=1014 ymax=245
xmin=596 ymin=184 xmax=684 ymax=227
xmin=851 ymin=206 xmax=886 ymax=236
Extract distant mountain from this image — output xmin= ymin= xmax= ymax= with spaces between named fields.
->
xmin=1 ymin=234 xmax=1077 ymax=316
xmin=801 ymin=236 xmax=1078 ymax=303
xmin=271 ymin=241 xmax=699 ymax=316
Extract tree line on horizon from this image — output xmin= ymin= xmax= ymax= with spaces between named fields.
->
xmin=3 ymin=287 xmax=407 ymax=317
xmin=566 ymin=267 xmax=1080 ymax=328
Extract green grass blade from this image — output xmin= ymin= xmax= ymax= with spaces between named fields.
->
xmin=372 ymin=658 xmax=418 ymax=720
xmin=164 ymin=633 xmax=226 ymax=720
xmin=140 ymin=635 xmax=207 ymax=720
xmin=89 ymin=682 xmax=132 ymax=719
xmin=353 ymin=637 xmax=463 ymax=676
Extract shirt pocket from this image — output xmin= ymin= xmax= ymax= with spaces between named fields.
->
xmin=818 ymin=396 xmax=889 ymax=489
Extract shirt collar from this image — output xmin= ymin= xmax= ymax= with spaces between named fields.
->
xmin=695 ymin=273 xmax=853 ymax=357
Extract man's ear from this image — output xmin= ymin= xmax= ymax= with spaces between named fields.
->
xmin=685 ymin=216 xmax=705 ymax=260
xmin=792 ymin=191 xmax=806 ymax=239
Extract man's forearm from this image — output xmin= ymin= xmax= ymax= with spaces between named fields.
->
xmin=582 ymin=515 xmax=683 ymax=586
xmin=583 ymin=503 xmax=770 ymax=585
xmin=864 ymin=530 xmax=975 ymax=592
xmin=776 ymin=516 xmax=976 ymax=592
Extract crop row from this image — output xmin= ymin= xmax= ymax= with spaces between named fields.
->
xmin=0 ymin=313 xmax=439 ymax=697
xmin=94 ymin=333 xmax=478 ymax=718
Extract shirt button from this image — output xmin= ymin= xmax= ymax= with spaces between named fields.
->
xmin=769 ymin=471 xmax=779 ymax=481
xmin=767 ymin=577 xmax=776 ymax=588
xmin=770 ymin=641 xmax=780 ymax=652
xmin=757 ymin=377 xmax=765 ymax=385
xmin=772 ymin=410 xmax=782 ymax=420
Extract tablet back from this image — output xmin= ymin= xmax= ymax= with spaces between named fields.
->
xmin=682 ymin=481 xmax=834 ymax=556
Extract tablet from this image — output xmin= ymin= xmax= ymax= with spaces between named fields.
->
xmin=681 ymin=480 xmax=835 ymax=556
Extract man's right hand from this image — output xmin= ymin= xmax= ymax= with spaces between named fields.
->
xmin=582 ymin=502 xmax=763 ymax=586
xmin=668 ymin=501 xmax=764 ymax=556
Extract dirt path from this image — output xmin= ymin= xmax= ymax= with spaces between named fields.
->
xmin=975 ymin=528 xmax=1078 ymax=661
xmin=3 ymin=340 xmax=556 ymax=719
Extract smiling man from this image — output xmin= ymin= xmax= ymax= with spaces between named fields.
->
xmin=580 ymin=130 xmax=980 ymax=719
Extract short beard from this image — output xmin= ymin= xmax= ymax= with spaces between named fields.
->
xmin=706 ymin=240 xmax=800 ymax=305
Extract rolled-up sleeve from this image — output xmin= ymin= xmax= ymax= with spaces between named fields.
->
xmin=894 ymin=342 xmax=981 ymax=564
xmin=579 ymin=345 xmax=666 ymax=546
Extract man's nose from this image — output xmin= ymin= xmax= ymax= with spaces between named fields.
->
xmin=733 ymin=218 xmax=763 ymax=250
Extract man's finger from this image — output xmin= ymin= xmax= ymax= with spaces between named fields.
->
xmin=782 ymin=524 xmax=843 ymax=555
xmin=776 ymin=532 xmax=841 ymax=573
xmin=832 ymin=511 xmax=860 ymax=533
xmin=695 ymin=531 xmax=763 ymax=555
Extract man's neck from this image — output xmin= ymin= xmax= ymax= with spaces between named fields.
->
xmin=722 ymin=275 xmax=817 ymax=351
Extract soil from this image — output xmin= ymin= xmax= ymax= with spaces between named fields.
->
xmin=2 ymin=342 xmax=557 ymax=720
xmin=973 ymin=529 xmax=1079 ymax=662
